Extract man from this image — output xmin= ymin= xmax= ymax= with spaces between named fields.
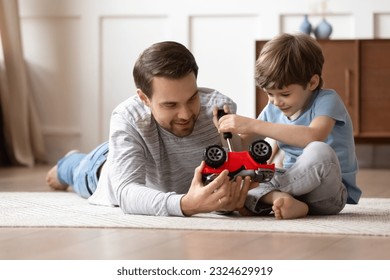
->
xmin=46 ymin=41 xmax=253 ymax=216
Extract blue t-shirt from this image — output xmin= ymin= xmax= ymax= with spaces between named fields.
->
xmin=260 ymin=89 xmax=361 ymax=204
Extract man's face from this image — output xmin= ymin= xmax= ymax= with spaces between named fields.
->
xmin=138 ymin=73 xmax=200 ymax=137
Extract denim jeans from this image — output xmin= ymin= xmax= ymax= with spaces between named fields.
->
xmin=246 ymin=141 xmax=348 ymax=215
xmin=57 ymin=142 xmax=109 ymax=198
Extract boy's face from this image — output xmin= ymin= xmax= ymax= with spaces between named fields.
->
xmin=138 ymin=72 xmax=200 ymax=137
xmin=264 ymin=75 xmax=319 ymax=120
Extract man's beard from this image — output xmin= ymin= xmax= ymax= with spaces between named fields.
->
xmin=169 ymin=115 xmax=197 ymax=137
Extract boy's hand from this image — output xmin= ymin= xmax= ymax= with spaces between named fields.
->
xmin=218 ymin=113 xmax=254 ymax=135
xmin=212 ymin=105 xmax=230 ymax=129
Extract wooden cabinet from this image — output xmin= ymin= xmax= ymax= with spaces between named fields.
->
xmin=255 ymin=39 xmax=390 ymax=142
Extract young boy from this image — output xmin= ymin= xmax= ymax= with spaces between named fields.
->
xmin=217 ymin=33 xmax=362 ymax=219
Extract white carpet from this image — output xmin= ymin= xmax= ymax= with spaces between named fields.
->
xmin=1 ymin=192 xmax=389 ymax=236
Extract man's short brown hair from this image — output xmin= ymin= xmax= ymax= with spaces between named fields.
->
xmin=133 ymin=41 xmax=199 ymax=98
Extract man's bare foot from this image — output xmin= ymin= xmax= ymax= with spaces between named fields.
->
xmin=45 ymin=165 xmax=68 ymax=191
xmin=272 ymin=196 xmax=308 ymax=219
xmin=46 ymin=150 xmax=80 ymax=191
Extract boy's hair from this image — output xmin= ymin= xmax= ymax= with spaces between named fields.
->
xmin=255 ymin=33 xmax=324 ymax=91
xmin=133 ymin=41 xmax=199 ymax=98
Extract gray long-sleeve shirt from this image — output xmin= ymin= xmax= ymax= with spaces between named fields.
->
xmin=88 ymin=88 xmax=236 ymax=216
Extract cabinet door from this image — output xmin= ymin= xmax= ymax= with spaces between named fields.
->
xmin=359 ymin=40 xmax=390 ymax=138
xmin=318 ymin=40 xmax=359 ymax=136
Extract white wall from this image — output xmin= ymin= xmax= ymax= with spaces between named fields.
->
xmin=18 ymin=0 xmax=390 ymax=163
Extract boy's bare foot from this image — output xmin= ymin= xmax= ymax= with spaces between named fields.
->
xmin=272 ymin=196 xmax=308 ymax=219
xmin=46 ymin=165 xmax=68 ymax=191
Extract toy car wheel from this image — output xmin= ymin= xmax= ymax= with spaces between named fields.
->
xmin=249 ymin=140 xmax=272 ymax=163
xmin=203 ymin=145 xmax=226 ymax=168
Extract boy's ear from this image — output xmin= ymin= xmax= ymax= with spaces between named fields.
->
xmin=308 ymin=74 xmax=320 ymax=91
xmin=137 ymin=89 xmax=150 ymax=107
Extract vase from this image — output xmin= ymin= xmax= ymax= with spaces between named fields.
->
xmin=314 ymin=18 xmax=333 ymax=39
xmin=299 ymin=14 xmax=312 ymax=35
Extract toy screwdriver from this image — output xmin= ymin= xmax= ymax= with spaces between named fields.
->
xmin=217 ymin=109 xmax=233 ymax=152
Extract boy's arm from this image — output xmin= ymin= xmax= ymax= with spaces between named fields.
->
xmin=218 ymin=114 xmax=335 ymax=148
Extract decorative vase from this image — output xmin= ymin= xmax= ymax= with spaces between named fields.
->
xmin=299 ymin=14 xmax=312 ymax=35
xmin=314 ymin=18 xmax=333 ymax=39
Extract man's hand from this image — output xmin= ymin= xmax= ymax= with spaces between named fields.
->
xmin=218 ymin=176 xmax=250 ymax=212
xmin=180 ymin=161 xmax=255 ymax=216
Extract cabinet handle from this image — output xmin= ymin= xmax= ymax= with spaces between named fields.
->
xmin=345 ymin=68 xmax=351 ymax=106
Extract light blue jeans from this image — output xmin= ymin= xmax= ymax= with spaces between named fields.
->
xmin=246 ymin=141 xmax=348 ymax=215
xmin=57 ymin=142 xmax=109 ymax=198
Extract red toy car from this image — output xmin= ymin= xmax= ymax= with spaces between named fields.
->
xmin=201 ymin=139 xmax=275 ymax=184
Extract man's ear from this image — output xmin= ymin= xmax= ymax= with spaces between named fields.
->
xmin=308 ymin=74 xmax=320 ymax=91
xmin=137 ymin=89 xmax=150 ymax=107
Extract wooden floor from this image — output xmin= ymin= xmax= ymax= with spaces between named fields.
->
xmin=0 ymin=165 xmax=390 ymax=260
